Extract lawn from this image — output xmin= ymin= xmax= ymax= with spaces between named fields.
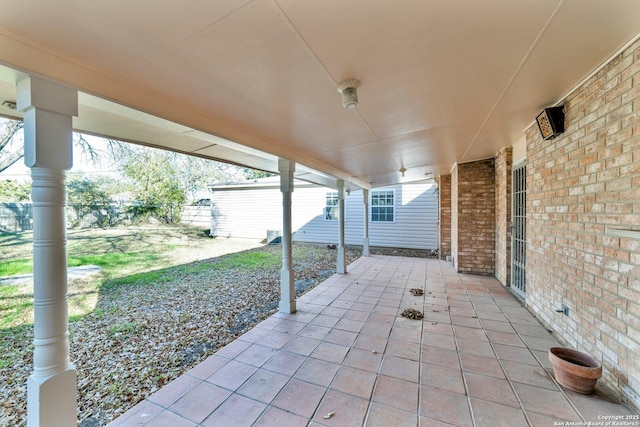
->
xmin=0 ymin=225 xmax=263 ymax=330
xmin=0 ymin=224 xmax=363 ymax=426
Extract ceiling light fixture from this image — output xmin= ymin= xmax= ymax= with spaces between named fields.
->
xmin=336 ymin=79 xmax=360 ymax=110
xmin=399 ymin=166 xmax=407 ymax=177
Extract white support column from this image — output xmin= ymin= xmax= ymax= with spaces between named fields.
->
xmin=278 ymin=159 xmax=296 ymax=314
xmin=17 ymin=77 xmax=78 ymax=427
xmin=362 ymin=188 xmax=370 ymax=257
xmin=336 ymin=180 xmax=347 ymax=274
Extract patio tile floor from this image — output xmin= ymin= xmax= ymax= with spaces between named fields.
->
xmin=108 ymin=256 xmax=637 ymax=426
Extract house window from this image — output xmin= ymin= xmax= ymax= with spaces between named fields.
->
xmin=325 ymin=192 xmax=339 ymax=220
xmin=371 ymin=190 xmax=395 ymax=222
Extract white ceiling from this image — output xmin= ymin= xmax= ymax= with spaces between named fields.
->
xmin=1 ymin=0 xmax=639 ymax=188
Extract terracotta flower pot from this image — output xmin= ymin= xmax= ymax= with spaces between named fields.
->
xmin=549 ymin=347 xmax=602 ymax=394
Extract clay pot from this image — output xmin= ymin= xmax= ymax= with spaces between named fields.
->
xmin=549 ymin=347 xmax=602 ymax=394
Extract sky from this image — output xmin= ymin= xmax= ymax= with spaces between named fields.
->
xmin=1 ymin=134 xmax=118 ymax=183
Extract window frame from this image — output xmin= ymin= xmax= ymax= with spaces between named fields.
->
xmin=370 ymin=190 xmax=395 ymax=223
xmin=324 ymin=191 xmax=339 ymax=221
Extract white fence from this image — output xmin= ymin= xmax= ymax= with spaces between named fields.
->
xmin=180 ymin=206 xmax=210 ymax=228
xmin=0 ymin=203 xmax=33 ymax=232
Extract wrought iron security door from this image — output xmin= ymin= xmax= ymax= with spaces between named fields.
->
xmin=511 ymin=162 xmax=526 ymax=299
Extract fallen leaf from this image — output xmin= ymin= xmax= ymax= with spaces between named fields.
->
xmin=1 ymin=232 xmax=430 ymax=425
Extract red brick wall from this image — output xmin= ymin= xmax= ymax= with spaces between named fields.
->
xmin=495 ymin=148 xmax=512 ymax=285
xmin=451 ymin=159 xmax=496 ymax=275
xmin=526 ymin=38 xmax=640 ymax=408
xmin=438 ymin=174 xmax=452 ymax=260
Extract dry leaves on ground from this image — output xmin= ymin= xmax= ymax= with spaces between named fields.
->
xmin=1 ymin=243 xmax=430 ymax=426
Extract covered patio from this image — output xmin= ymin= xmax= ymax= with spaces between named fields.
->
xmin=1 ymin=1 xmax=640 ymax=423
xmin=109 ymin=255 xmax=635 ymax=426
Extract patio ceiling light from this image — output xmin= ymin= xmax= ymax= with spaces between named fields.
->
xmin=336 ymin=79 xmax=360 ymax=110
xmin=399 ymin=166 xmax=407 ymax=177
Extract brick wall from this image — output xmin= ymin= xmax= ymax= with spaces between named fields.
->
xmin=451 ymin=159 xmax=496 ymax=275
xmin=526 ymin=38 xmax=640 ymax=408
xmin=495 ymin=148 xmax=512 ymax=285
xmin=438 ymin=174 xmax=452 ymax=260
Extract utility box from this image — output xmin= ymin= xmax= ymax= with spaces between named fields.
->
xmin=267 ymin=230 xmax=282 ymax=244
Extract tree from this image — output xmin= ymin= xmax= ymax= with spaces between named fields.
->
xmin=0 ymin=119 xmax=24 ymax=173
xmin=122 ymin=148 xmax=187 ymax=223
xmin=1 ymin=117 xmax=124 ymax=174
xmin=66 ymin=176 xmax=119 ymax=227
xmin=0 ymin=179 xmax=30 ymax=202
xmin=2 ymin=116 xmax=265 ymax=221
xmin=115 ymin=147 xmax=248 ymax=202
xmin=161 ymin=152 xmax=245 ymax=200
xmin=243 ymin=168 xmax=275 ymax=180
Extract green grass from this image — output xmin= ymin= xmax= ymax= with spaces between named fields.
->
xmin=104 ymin=251 xmax=278 ymax=289
xmin=0 ymin=258 xmax=32 ymax=276
xmin=0 ymin=285 xmax=30 ymax=329
xmin=210 ymin=251 xmax=278 ymax=270
xmin=0 ymin=300 xmax=32 ymax=329
xmin=1 ymin=247 xmax=278 ymax=289
xmin=170 ymin=251 xmax=280 ymax=276
xmin=69 ymin=252 xmax=160 ymax=270
xmin=0 ymin=224 xmax=266 ymax=330
xmin=0 ymin=237 xmax=167 ymax=329
xmin=108 ymin=322 xmax=143 ymax=339
xmin=0 ymin=284 xmax=19 ymax=297
xmin=69 ymin=314 xmax=85 ymax=323
xmin=106 ymin=270 xmax=172 ymax=288
xmin=0 ymin=252 xmax=161 ymax=277
xmin=0 ymin=231 xmax=167 ymax=328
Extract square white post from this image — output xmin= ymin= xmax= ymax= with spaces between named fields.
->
xmin=337 ymin=180 xmax=347 ymax=273
xmin=362 ymin=188 xmax=370 ymax=256
xmin=278 ymin=159 xmax=296 ymax=313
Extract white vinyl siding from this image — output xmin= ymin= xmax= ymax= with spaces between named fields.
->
xmin=209 ymin=180 xmax=438 ymax=249
xmin=209 ymin=180 xmax=324 ymax=239
xmin=342 ymin=184 xmax=438 ymax=249
xmin=209 ymin=184 xmax=281 ymax=239
xmin=295 ymin=183 xmax=438 ymax=249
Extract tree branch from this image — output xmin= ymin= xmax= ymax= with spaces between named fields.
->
xmin=0 ymin=146 xmax=24 ymax=173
